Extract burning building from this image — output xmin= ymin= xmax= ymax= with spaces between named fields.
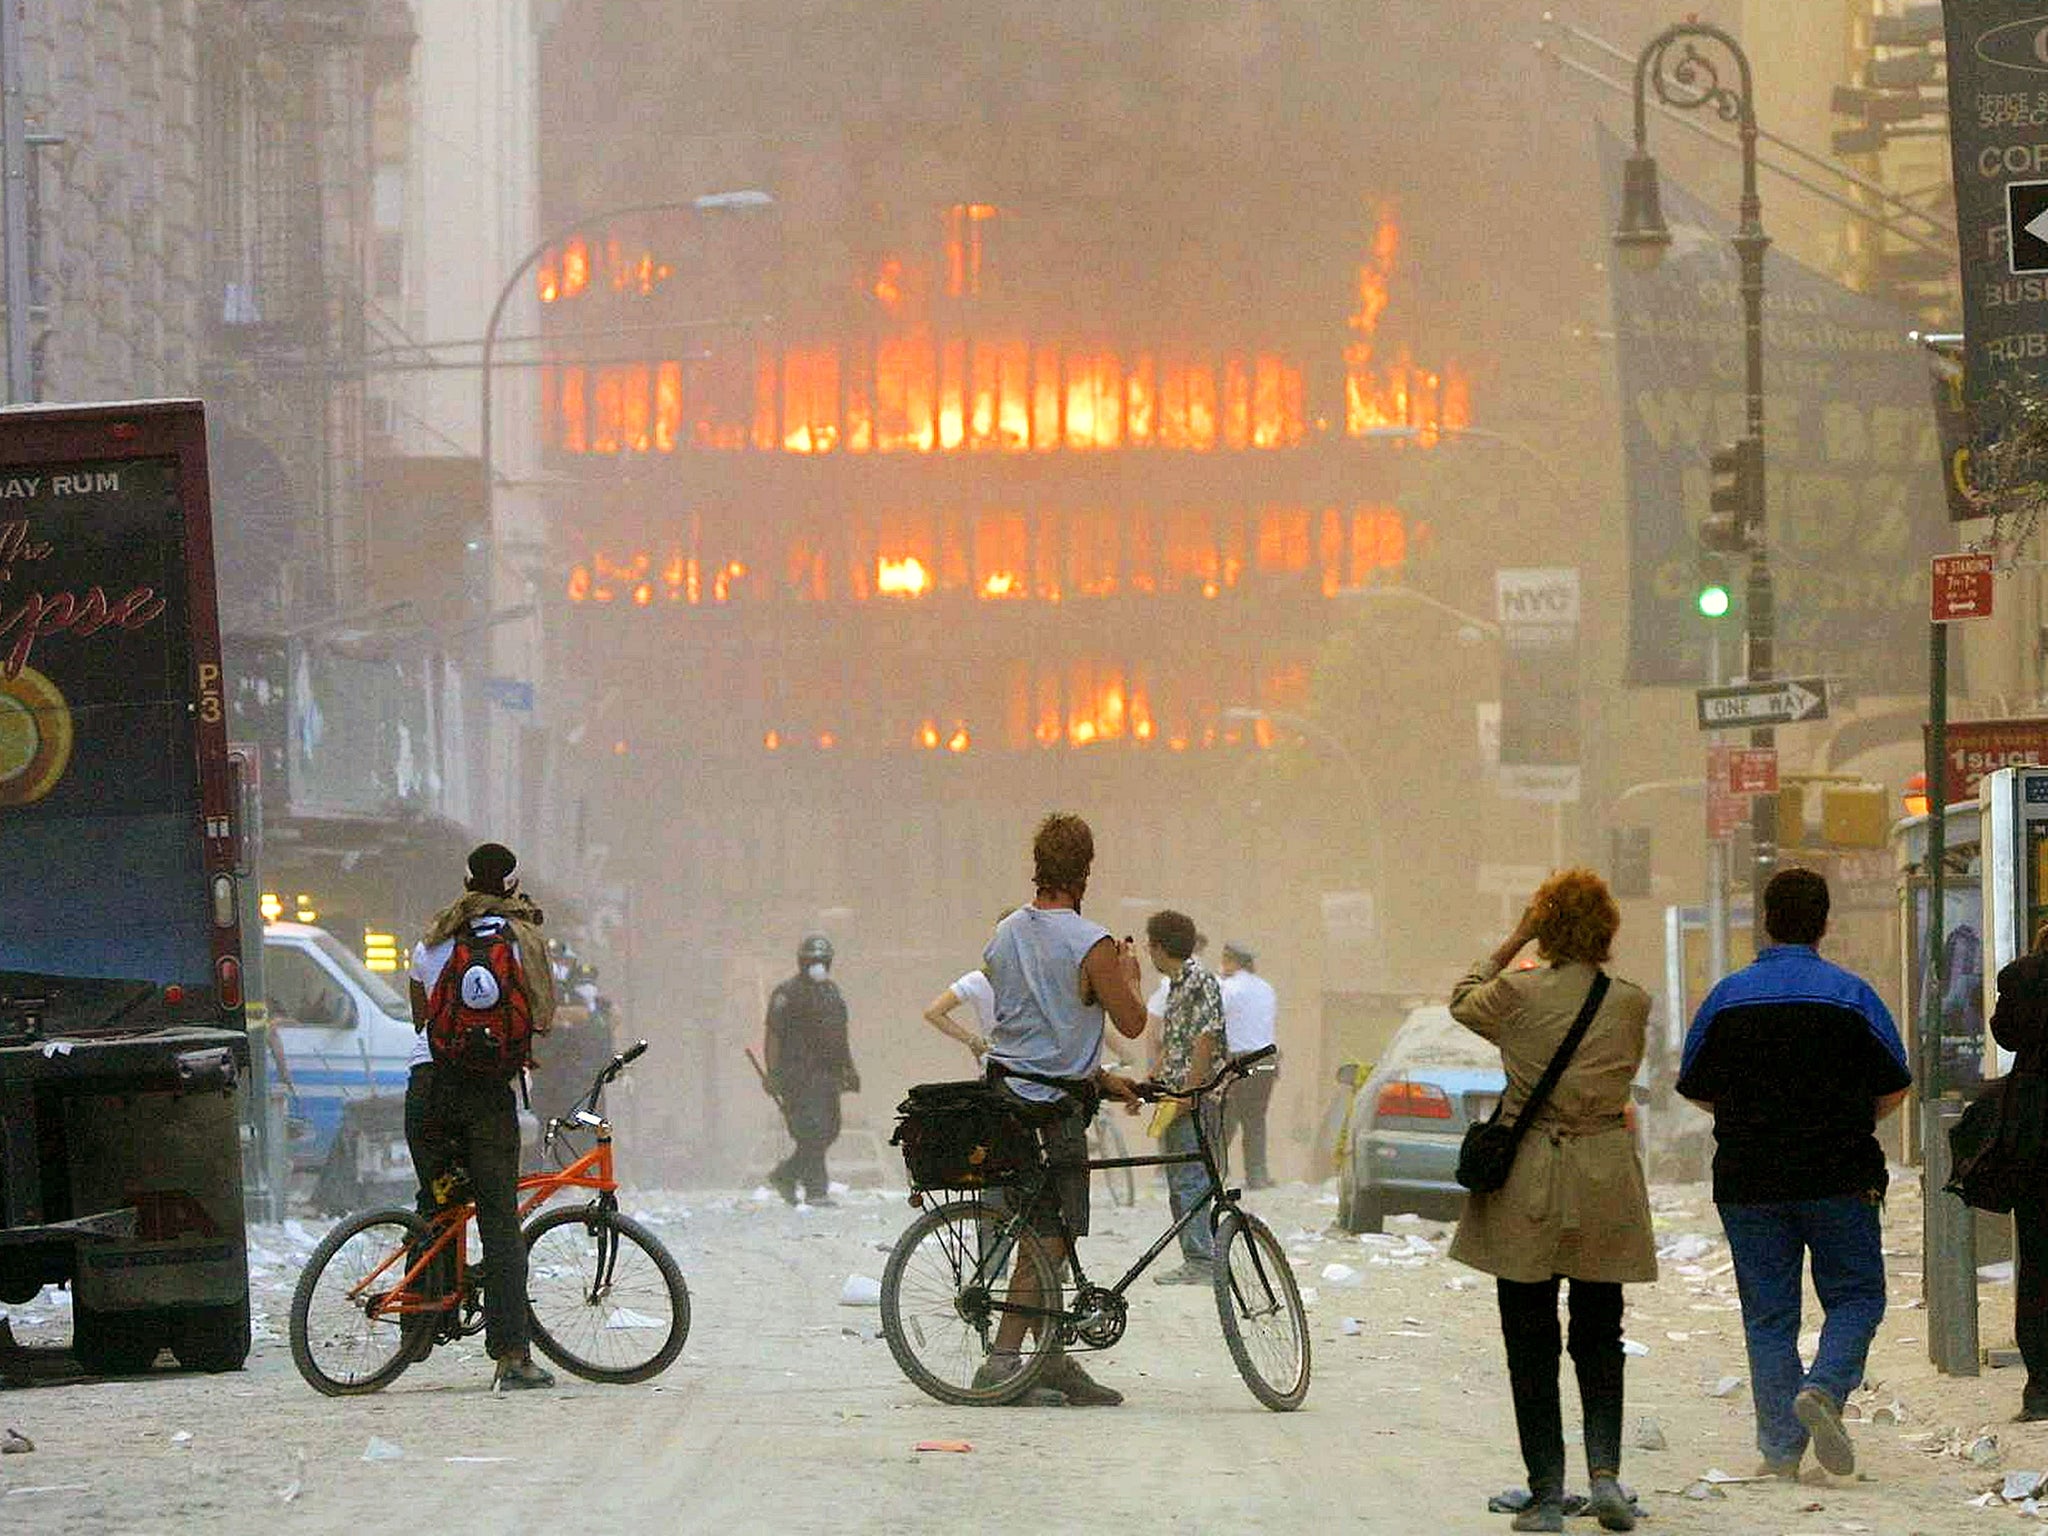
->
xmin=535 ymin=5 xmax=1484 ymax=1174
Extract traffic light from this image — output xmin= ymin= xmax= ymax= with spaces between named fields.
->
xmin=1696 ymin=552 xmax=1732 ymax=619
xmin=1701 ymin=437 xmax=1759 ymax=554
xmin=1830 ymin=5 xmax=1944 ymax=157
xmin=1871 ymin=4 xmax=1941 ymax=49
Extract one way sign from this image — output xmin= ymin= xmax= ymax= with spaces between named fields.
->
xmin=1695 ymin=676 xmax=1830 ymax=731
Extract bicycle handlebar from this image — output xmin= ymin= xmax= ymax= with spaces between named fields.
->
xmin=1134 ymin=1043 xmax=1276 ymax=1103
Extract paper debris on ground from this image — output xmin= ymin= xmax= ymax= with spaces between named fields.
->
xmin=839 ymin=1274 xmax=883 ymax=1306
xmin=1979 ymin=1261 xmax=2017 ymax=1284
xmin=1319 ymin=1263 xmax=1361 ymax=1286
xmin=1659 ymin=1234 xmax=1716 ymax=1264
xmin=1632 ymin=1416 xmax=1667 ymax=1451
xmin=362 ymin=1437 xmax=405 ymax=1462
xmin=1339 ymin=1317 xmax=1363 ymax=1336
xmin=1707 ymin=1375 xmax=1744 ymax=1398
xmin=914 ymin=1440 xmax=972 ymax=1453
xmin=170 ymin=1431 xmax=193 ymax=1448
xmin=2003 ymin=1470 xmax=2046 ymax=1501
xmin=1621 ymin=1338 xmax=1650 ymax=1357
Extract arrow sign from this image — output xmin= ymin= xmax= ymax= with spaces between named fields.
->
xmin=1695 ymin=677 xmax=1830 ymax=731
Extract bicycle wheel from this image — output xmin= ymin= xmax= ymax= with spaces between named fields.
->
xmin=523 ymin=1206 xmax=690 ymax=1383
xmin=881 ymin=1196 xmax=1063 ymax=1406
xmin=1212 ymin=1209 xmax=1311 ymax=1411
xmin=289 ymin=1207 xmax=435 ymax=1396
xmin=1090 ymin=1116 xmax=1137 ymax=1209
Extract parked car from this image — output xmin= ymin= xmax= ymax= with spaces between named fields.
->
xmin=1336 ymin=1004 xmax=1505 ymax=1234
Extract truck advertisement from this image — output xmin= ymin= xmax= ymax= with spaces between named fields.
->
xmin=0 ymin=401 xmax=252 ymax=1374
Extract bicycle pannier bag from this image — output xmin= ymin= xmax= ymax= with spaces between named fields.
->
xmin=891 ymin=1081 xmax=1038 ymax=1191
xmin=425 ymin=915 xmax=535 ymax=1078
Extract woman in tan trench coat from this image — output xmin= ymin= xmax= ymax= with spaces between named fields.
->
xmin=1449 ymin=869 xmax=1656 ymax=1534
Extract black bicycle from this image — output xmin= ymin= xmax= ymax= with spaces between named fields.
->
xmin=879 ymin=1044 xmax=1309 ymax=1412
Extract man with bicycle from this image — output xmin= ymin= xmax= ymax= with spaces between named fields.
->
xmin=978 ymin=811 xmax=1149 ymax=1407
xmin=405 ymin=842 xmax=557 ymax=1392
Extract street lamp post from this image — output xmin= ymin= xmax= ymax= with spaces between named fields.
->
xmin=1613 ymin=22 xmax=1775 ymax=951
xmin=476 ymin=189 xmax=774 ymax=519
xmin=468 ymin=190 xmax=771 ymax=852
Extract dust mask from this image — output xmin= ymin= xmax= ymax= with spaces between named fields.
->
xmin=806 ymin=962 xmax=828 ymax=982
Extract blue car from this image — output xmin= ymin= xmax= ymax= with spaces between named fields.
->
xmin=1337 ymin=1004 xmax=1505 ymax=1234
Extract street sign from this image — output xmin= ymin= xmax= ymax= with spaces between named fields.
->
xmin=1695 ymin=677 xmax=1830 ymax=731
xmin=1495 ymin=567 xmax=1580 ymax=628
xmin=1932 ymin=552 xmax=1995 ymax=623
xmin=1943 ymin=4 xmax=2048 ymax=439
xmin=2012 ymin=180 xmax=2048 ymax=274
xmin=1706 ymin=745 xmax=1745 ymax=840
xmin=1727 ymin=748 xmax=1779 ymax=796
xmin=1928 ymin=716 xmax=2048 ymax=806
xmin=1496 ymin=568 xmax=1582 ymax=781
xmin=1497 ymin=764 xmax=1582 ymax=803
xmin=483 ymin=677 xmax=535 ymax=712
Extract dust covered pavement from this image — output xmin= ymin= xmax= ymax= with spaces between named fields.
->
xmin=0 ymin=1176 xmax=2036 ymax=1535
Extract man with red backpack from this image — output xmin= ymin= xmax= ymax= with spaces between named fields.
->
xmin=404 ymin=842 xmax=557 ymax=1391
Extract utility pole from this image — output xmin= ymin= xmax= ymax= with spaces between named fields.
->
xmin=0 ymin=0 xmax=31 ymax=402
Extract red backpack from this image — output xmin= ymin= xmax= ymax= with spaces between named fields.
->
xmin=425 ymin=916 xmax=535 ymax=1078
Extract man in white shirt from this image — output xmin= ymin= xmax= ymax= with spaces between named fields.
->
xmin=1217 ymin=940 xmax=1279 ymax=1188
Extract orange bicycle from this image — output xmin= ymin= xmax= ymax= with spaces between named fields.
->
xmin=288 ymin=1041 xmax=689 ymax=1395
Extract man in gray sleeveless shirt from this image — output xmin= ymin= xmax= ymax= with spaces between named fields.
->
xmin=978 ymin=812 xmax=1148 ymax=1407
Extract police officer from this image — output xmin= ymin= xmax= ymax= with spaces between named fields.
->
xmin=763 ymin=934 xmax=858 ymax=1206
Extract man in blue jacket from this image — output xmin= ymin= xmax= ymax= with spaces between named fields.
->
xmin=1677 ymin=868 xmax=1910 ymax=1480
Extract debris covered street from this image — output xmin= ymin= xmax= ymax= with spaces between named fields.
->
xmin=0 ymin=1174 xmax=2031 ymax=1535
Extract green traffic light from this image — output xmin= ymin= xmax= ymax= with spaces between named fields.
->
xmin=1697 ymin=584 xmax=1731 ymax=619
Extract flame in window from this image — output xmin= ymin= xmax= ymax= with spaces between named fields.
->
xmin=566 ymin=504 xmax=1410 ymax=607
xmin=877 ymin=556 xmax=931 ymax=596
xmin=561 ymin=238 xmax=590 ymax=300
xmin=543 ymin=200 xmax=1462 ymax=455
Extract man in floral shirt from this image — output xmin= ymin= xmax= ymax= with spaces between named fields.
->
xmin=1146 ymin=908 xmax=1226 ymax=1284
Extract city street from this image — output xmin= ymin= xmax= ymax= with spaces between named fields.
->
xmin=0 ymin=1175 xmax=2024 ymax=1536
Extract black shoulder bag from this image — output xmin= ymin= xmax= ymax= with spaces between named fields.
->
xmin=1947 ymin=1048 xmax=2048 ymax=1215
xmin=1456 ymin=971 xmax=1611 ymax=1195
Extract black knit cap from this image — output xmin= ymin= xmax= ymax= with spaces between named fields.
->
xmin=466 ymin=842 xmax=518 ymax=895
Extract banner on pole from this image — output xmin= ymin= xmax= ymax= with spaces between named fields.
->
xmin=1598 ymin=126 xmax=1948 ymax=689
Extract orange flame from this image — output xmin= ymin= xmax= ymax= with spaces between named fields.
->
xmin=877 ymin=556 xmax=931 ymax=596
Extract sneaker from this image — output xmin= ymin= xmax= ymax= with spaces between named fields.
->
xmin=970 ymin=1352 xmax=1023 ymax=1393
xmin=1509 ymin=1499 xmax=1564 ymax=1533
xmin=1584 ymin=1475 xmax=1636 ymax=1533
xmin=768 ymin=1170 xmax=799 ymax=1206
xmin=491 ymin=1355 xmax=555 ymax=1392
xmin=2018 ymin=1400 xmax=2048 ymax=1424
xmin=1040 ymin=1354 xmax=1123 ymax=1407
xmin=1753 ymin=1454 xmax=1802 ymax=1480
xmin=1153 ymin=1260 xmax=1214 ymax=1286
xmin=1793 ymin=1386 xmax=1855 ymax=1475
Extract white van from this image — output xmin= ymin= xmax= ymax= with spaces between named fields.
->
xmin=263 ymin=921 xmax=417 ymax=1178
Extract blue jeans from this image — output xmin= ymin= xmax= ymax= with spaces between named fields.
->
xmin=1718 ymin=1195 xmax=1886 ymax=1462
xmin=1161 ymin=1107 xmax=1216 ymax=1264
